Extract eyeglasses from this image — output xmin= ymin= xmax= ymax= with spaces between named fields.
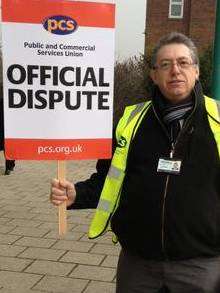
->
xmin=154 ymin=59 xmax=196 ymax=71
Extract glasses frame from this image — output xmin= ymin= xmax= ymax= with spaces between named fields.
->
xmin=153 ymin=58 xmax=197 ymax=71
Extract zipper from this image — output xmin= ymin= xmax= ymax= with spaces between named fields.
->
xmin=161 ymin=175 xmax=170 ymax=256
xmin=161 ymin=146 xmax=174 ymax=257
xmin=152 ymin=100 xmax=197 ymax=258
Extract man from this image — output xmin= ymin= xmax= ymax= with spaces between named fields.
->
xmin=50 ymin=32 xmax=220 ymax=292
xmin=0 ymin=86 xmax=15 ymax=175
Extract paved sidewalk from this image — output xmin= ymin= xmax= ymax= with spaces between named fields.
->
xmin=0 ymin=152 xmax=119 ymax=293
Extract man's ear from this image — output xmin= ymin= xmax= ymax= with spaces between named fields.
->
xmin=150 ymin=69 xmax=157 ymax=85
xmin=195 ymin=66 xmax=200 ymax=80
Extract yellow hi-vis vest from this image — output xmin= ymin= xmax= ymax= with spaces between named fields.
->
xmin=88 ymin=96 xmax=220 ymax=241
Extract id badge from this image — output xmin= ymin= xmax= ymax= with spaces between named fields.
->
xmin=157 ymin=158 xmax=182 ymax=175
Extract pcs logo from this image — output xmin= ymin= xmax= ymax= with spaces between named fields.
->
xmin=43 ymin=15 xmax=78 ymax=35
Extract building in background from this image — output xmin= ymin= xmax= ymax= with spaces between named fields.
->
xmin=145 ymin=0 xmax=216 ymax=55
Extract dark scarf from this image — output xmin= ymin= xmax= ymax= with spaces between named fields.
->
xmin=152 ymin=85 xmax=196 ymax=143
xmin=162 ymin=100 xmax=193 ymax=126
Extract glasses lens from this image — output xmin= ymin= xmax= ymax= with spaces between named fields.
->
xmin=178 ymin=59 xmax=192 ymax=68
xmin=157 ymin=59 xmax=193 ymax=70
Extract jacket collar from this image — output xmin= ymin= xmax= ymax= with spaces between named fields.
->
xmin=151 ymin=80 xmax=205 ymax=119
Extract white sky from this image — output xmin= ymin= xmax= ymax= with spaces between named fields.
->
xmin=0 ymin=0 xmax=147 ymax=60
xmin=89 ymin=0 xmax=146 ymax=60
xmin=115 ymin=0 xmax=146 ymax=60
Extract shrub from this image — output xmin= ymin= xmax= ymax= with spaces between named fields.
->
xmin=113 ymin=55 xmax=150 ymax=125
xmin=199 ymin=45 xmax=213 ymax=97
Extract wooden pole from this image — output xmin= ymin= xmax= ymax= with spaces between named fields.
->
xmin=57 ymin=160 xmax=67 ymax=236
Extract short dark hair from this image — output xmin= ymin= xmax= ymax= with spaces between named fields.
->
xmin=151 ymin=32 xmax=199 ymax=68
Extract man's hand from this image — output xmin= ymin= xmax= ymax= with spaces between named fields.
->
xmin=50 ymin=179 xmax=76 ymax=208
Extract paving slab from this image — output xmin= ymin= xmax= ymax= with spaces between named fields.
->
xmin=19 ymin=247 xmax=66 ymax=261
xmin=101 ymin=255 xmax=119 ymax=268
xmin=0 ymin=225 xmax=16 ymax=234
xmin=60 ymin=251 xmax=105 ymax=265
xmin=0 ymin=244 xmax=26 ymax=257
xmin=0 ymin=289 xmax=43 ymax=293
xmin=70 ymin=265 xmax=116 ymax=282
xmin=90 ymin=243 xmax=121 ymax=256
xmin=0 ymin=234 xmax=21 ymax=245
xmin=33 ymin=275 xmax=88 ymax=293
xmin=25 ymin=260 xmax=76 ymax=276
xmin=0 ymin=271 xmax=42 ymax=290
xmin=44 ymin=230 xmax=85 ymax=241
xmin=9 ymin=226 xmax=50 ymax=238
xmin=51 ymin=239 xmax=94 ymax=252
xmin=84 ymin=281 xmax=116 ymax=293
xmin=0 ymin=256 xmax=33 ymax=271
xmin=14 ymin=236 xmax=57 ymax=248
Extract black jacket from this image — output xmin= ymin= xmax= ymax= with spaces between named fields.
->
xmin=0 ymin=95 xmax=4 ymax=151
xmin=70 ymin=82 xmax=220 ymax=261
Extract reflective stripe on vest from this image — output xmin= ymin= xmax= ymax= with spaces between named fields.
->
xmin=88 ymin=96 xmax=220 ymax=240
xmin=205 ymin=96 xmax=220 ymax=156
xmin=88 ymin=101 xmax=151 ymax=239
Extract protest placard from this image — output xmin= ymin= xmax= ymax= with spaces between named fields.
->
xmin=2 ymin=0 xmax=115 ymax=234
xmin=2 ymin=0 xmax=115 ymax=161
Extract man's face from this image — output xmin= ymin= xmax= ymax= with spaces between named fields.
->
xmin=150 ymin=43 xmax=199 ymax=103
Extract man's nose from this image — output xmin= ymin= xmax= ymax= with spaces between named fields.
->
xmin=170 ymin=62 xmax=181 ymax=74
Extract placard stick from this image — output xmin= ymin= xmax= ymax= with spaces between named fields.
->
xmin=57 ymin=160 xmax=67 ymax=236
